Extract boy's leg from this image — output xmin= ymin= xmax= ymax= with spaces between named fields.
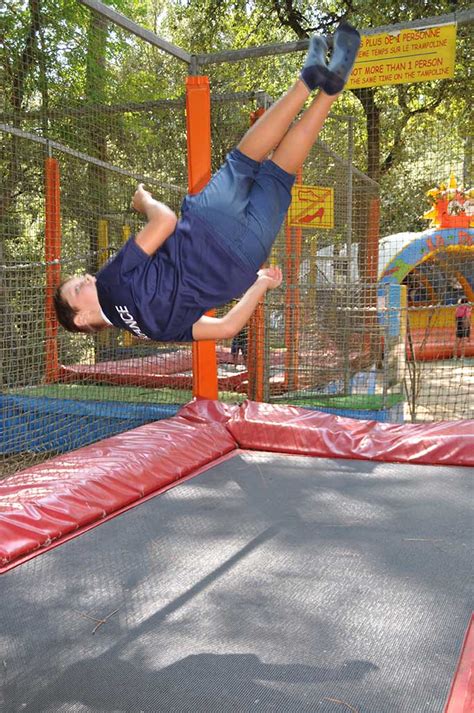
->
xmin=239 ymin=25 xmax=360 ymax=269
xmin=271 ymin=89 xmax=339 ymax=174
xmin=237 ymin=23 xmax=360 ymax=164
xmin=237 ymin=33 xmax=330 ymax=162
xmin=238 ymin=80 xmax=311 ymax=163
xmin=184 ymin=36 xmax=324 ymax=227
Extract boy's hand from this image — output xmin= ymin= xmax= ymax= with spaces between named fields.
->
xmin=257 ymin=266 xmax=283 ymax=290
xmin=131 ymin=183 xmax=153 ymax=214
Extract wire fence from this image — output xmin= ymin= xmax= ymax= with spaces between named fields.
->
xmin=1 ymin=1 xmax=472 ymax=476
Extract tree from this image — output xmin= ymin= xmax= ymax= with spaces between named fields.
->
xmin=159 ymin=0 xmax=471 ymax=216
xmin=0 ymin=0 xmax=44 ymax=386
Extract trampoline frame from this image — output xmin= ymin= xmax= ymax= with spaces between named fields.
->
xmin=1 ymin=398 xmax=473 ymax=713
xmin=2 ymin=397 xmax=473 ymax=571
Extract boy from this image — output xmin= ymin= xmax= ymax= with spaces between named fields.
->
xmin=54 ymin=23 xmax=361 ymax=343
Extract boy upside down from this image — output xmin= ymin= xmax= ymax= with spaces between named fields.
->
xmin=54 ymin=23 xmax=361 ymax=343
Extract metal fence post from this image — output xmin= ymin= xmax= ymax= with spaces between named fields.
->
xmin=186 ymin=75 xmax=218 ymax=400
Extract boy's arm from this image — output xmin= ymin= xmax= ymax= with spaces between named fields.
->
xmin=132 ymin=184 xmax=177 ymax=256
xmin=192 ymin=267 xmax=282 ymax=341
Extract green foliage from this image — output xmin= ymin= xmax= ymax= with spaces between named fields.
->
xmin=0 ymin=0 xmax=473 ymax=276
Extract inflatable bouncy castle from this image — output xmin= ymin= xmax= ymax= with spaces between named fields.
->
xmin=378 ymin=174 xmax=474 ymax=360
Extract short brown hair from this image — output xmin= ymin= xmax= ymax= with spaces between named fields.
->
xmin=53 ymin=280 xmax=95 ymax=334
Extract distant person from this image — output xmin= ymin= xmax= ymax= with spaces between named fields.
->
xmin=454 ymin=297 xmax=471 ymax=359
xmin=231 ymin=327 xmax=248 ymax=366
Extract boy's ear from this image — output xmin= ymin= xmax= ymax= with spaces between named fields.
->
xmin=73 ymin=311 xmax=89 ymax=328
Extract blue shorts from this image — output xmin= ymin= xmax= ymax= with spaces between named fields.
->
xmin=185 ymin=149 xmax=295 ymax=270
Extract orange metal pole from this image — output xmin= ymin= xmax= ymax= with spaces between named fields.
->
xmin=284 ymin=221 xmax=292 ymax=391
xmin=248 ymin=302 xmax=265 ymax=401
xmin=284 ymin=166 xmax=302 ymax=392
xmin=45 ymin=156 xmax=61 ymax=383
xmin=186 ymin=75 xmax=218 ymax=400
xmin=247 ymin=106 xmax=266 ymax=402
xmin=292 ymin=178 xmax=302 ymax=392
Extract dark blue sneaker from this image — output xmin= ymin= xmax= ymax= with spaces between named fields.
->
xmin=300 ymin=35 xmax=329 ymax=92
xmin=322 ymin=22 xmax=361 ymax=95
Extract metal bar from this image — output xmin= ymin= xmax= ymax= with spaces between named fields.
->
xmin=185 ymin=75 xmax=218 ymax=400
xmin=345 ymin=116 xmax=354 ymax=396
xmin=262 ymin=300 xmax=271 ymax=403
xmin=77 ymin=0 xmax=192 ymax=64
xmin=247 ymin=104 xmax=268 ymax=402
xmin=211 ymin=91 xmax=270 ymax=104
xmin=0 ymin=123 xmax=185 ymax=194
xmin=0 ymin=92 xmax=267 ymax=121
xmin=196 ymin=10 xmax=473 ymax=66
xmin=0 ymin=98 xmax=185 ymax=121
xmin=346 ymin=116 xmax=354 ymax=276
xmin=318 ymin=138 xmax=380 ymax=189
xmin=254 ymin=90 xmax=274 ymax=109
xmin=188 ymin=55 xmax=200 ymax=77
xmin=197 ymin=39 xmax=311 ymax=66
xmin=360 ymin=8 xmax=473 ymax=35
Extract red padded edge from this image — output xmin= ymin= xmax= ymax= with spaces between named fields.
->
xmin=2 ymin=399 xmax=472 ymax=573
xmin=179 ymin=398 xmax=239 ymax=424
xmin=60 ymin=363 xmax=246 ymax=390
xmin=181 ymin=400 xmax=474 ymax=467
xmin=444 ymin=614 xmax=474 ymax=713
xmin=0 ymin=415 xmax=236 ymax=572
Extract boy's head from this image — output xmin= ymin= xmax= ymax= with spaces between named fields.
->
xmin=458 ymin=297 xmax=469 ymax=305
xmin=54 ymin=274 xmax=106 ymax=333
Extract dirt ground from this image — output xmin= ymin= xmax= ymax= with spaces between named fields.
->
xmin=406 ymin=357 xmax=474 ymax=421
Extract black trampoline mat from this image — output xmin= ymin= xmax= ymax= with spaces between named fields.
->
xmin=1 ymin=452 xmax=472 ymax=713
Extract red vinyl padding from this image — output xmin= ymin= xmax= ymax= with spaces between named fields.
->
xmin=180 ymin=400 xmax=474 ymax=467
xmin=444 ymin=614 xmax=474 ymax=713
xmin=0 ymin=415 xmax=235 ymax=571
xmin=233 ymin=401 xmax=474 ymax=466
xmin=59 ymin=347 xmax=247 ymax=388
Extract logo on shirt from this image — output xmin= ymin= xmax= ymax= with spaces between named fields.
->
xmin=115 ymin=305 xmax=150 ymax=340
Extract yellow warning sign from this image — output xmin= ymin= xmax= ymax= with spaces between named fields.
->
xmin=288 ymin=185 xmax=334 ymax=229
xmin=347 ymin=23 xmax=456 ymax=89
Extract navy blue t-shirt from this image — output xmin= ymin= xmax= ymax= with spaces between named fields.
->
xmin=96 ymin=203 xmax=257 ymax=342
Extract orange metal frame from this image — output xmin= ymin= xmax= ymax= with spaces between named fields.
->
xmin=248 ymin=302 xmax=265 ymax=401
xmin=246 ymin=107 xmax=266 ymax=402
xmin=186 ymin=75 xmax=218 ymax=400
xmin=284 ymin=167 xmax=303 ymax=392
xmin=44 ymin=157 xmax=61 ymax=383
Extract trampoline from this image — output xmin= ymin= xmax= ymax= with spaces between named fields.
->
xmin=1 ymin=400 xmax=473 ymax=713
xmin=59 ymin=348 xmax=249 ymax=391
